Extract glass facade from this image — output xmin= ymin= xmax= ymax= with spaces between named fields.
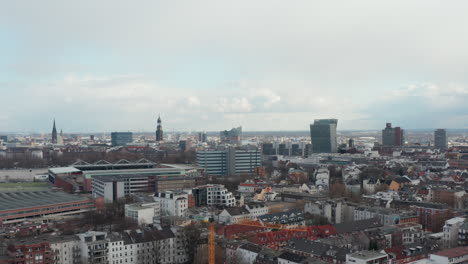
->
xmin=310 ymin=119 xmax=338 ymax=153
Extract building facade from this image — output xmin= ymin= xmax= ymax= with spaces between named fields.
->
xmin=196 ymin=147 xmax=261 ymax=176
xmin=435 ymin=128 xmax=448 ymax=150
xmin=125 ymin=202 xmax=160 ymax=225
xmin=310 ymin=119 xmax=338 ymax=153
xmin=382 ymin=123 xmax=404 ymax=146
xmin=0 ymin=191 xmax=97 ymax=225
xmin=111 ymin=132 xmax=133 ymax=146
xmin=443 ymin=217 xmax=466 ymax=248
xmin=154 ymin=191 xmax=188 ymax=217
xmin=220 ymin=126 xmax=242 ymax=145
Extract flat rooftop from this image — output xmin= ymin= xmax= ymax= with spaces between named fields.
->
xmin=84 ymin=167 xmax=188 ymax=176
xmin=49 ymin=167 xmax=81 ymax=174
xmin=92 ymin=174 xmax=195 ymax=182
xmin=348 ymin=251 xmax=387 ymax=260
xmin=0 ymin=191 xmax=91 ymax=211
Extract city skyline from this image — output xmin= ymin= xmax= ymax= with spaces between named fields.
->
xmin=2 ymin=1 xmax=468 ymax=132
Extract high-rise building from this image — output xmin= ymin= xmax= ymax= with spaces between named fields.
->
xmin=435 ymin=129 xmax=448 ymax=150
xmin=198 ymin=132 xmax=207 ymax=143
xmin=196 ymin=147 xmax=261 ymax=176
xmin=220 ymin=126 xmax=242 ymax=145
xmin=310 ymin=119 xmax=338 ymax=153
xmin=156 ymin=115 xmax=163 ymax=142
xmin=382 ymin=123 xmax=404 ymax=146
xmin=261 ymin=143 xmax=276 ymax=155
xmin=111 ymin=132 xmax=133 ymax=146
xmin=291 ymin=144 xmax=302 ymax=156
xmin=278 ymin=143 xmax=288 ymax=155
xmin=52 ymin=119 xmax=57 ymax=144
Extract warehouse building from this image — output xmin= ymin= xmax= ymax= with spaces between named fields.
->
xmin=0 ymin=190 xmax=98 ymax=224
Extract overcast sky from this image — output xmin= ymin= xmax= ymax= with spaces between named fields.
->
xmin=2 ymin=0 xmax=468 ymax=133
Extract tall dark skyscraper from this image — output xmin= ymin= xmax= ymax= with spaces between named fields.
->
xmin=51 ymin=119 xmax=57 ymax=144
xmin=310 ymin=119 xmax=338 ymax=153
xmin=382 ymin=123 xmax=404 ymax=146
xmin=156 ymin=115 xmax=163 ymax=142
xmin=434 ymin=129 xmax=447 ymax=150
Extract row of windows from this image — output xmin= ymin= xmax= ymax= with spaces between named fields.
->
xmin=0 ymin=202 xmax=94 ymax=217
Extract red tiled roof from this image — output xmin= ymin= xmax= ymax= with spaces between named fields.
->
xmin=384 ymin=246 xmax=405 ymax=260
xmin=435 ymin=246 xmax=468 ymax=258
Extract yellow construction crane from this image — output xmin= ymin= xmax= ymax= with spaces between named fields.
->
xmin=208 ymin=218 xmax=215 ymax=264
xmin=202 ymin=218 xmax=216 ymax=264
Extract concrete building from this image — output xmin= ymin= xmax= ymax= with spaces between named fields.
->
xmin=218 ymin=207 xmax=252 ymax=224
xmin=2 ymin=238 xmax=52 ymax=264
xmin=193 ymin=184 xmax=236 ymax=207
xmin=111 ymin=132 xmax=133 ymax=146
xmin=154 ymin=191 xmax=188 ymax=217
xmin=458 ymin=220 xmax=468 ymax=246
xmin=443 ymin=217 xmax=466 ymax=248
xmin=353 ymin=206 xmax=401 ymax=226
xmin=382 ymin=123 xmax=404 ymax=146
xmin=49 ymin=235 xmax=82 ymax=264
xmin=75 ymin=228 xmax=183 ymax=264
xmin=196 ymin=147 xmax=261 ymax=176
xmin=0 ymin=190 xmax=97 ymax=224
xmin=245 ymin=203 xmax=269 ymax=219
xmin=77 ymin=231 xmax=109 ymax=264
xmin=429 ymin=247 xmax=468 ymax=264
xmin=278 ymin=252 xmax=307 ymax=264
xmin=207 ymin=184 xmax=236 ymax=207
xmin=236 ymin=243 xmax=262 ymax=264
xmin=310 ymin=119 xmax=338 ymax=153
xmin=125 ymin=202 xmax=160 ymax=225
xmin=435 ymin=129 xmax=448 ymax=151
xmin=346 ymin=251 xmax=388 ymax=264
xmin=90 ymin=167 xmax=199 ymax=202
xmin=305 ymin=199 xmax=345 ymax=224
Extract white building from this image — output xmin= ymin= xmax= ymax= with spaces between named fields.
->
xmin=77 ymin=231 xmax=109 ymax=264
xmin=154 ymin=191 xmax=188 ymax=217
xmin=125 ymin=202 xmax=160 ymax=225
xmin=305 ymin=199 xmax=345 ymax=224
xmin=76 ymin=228 xmax=186 ymax=264
xmin=315 ymin=167 xmax=330 ymax=189
xmin=206 ymin=184 xmax=236 ymax=207
xmin=49 ymin=235 xmax=81 ymax=264
xmin=218 ymin=207 xmax=252 ymax=224
xmin=236 ymin=244 xmax=262 ymax=264
xmin=443 ymin=217 xmax=466 ymax=248
xmin=363 ymin=178 xmax=381 ymax=194
xmin=346 ymin=251 xmax=388 ymax=264
xmin=238 ymin=180 xmax=257 ymax=193
xmin=245 ymin=203 xmax=269 ymax=219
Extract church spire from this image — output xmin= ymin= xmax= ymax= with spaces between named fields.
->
xmin=156 ymin=114 xmax=163 ymax=142
xmin=52 ymin=119 xmax=58 ymax=144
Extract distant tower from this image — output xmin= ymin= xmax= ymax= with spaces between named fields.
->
xmin=310 ymin=119 xmax=338 ymax=153
xmin=52 ymin=119 xmax=57 ymax=144
xmin=434 ymin=129 xmax=447 ymax=151
xmin=156 ymin=115 xmax=163 ymax=142
xmin=382 ymin=123 xmax=404 ymax=146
